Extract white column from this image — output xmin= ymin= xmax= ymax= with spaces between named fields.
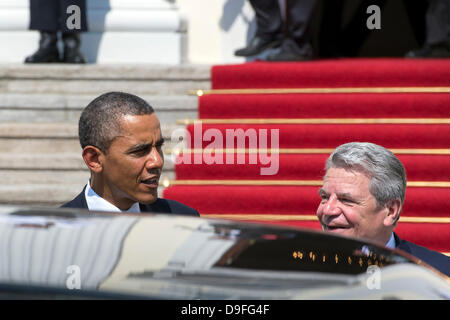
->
xmin=176 ymin=0 xmax=256 ymax=64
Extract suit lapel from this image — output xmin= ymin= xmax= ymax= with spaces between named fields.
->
xmin=139 ymin=199 xmax=170 ymax=214
xmin=77 ymin=186 xmax=89 ymax=209
xmin=61 ymin=186 xmax=88 ymax=209
xmin=393 ymin=232 xmax=412 ymax=254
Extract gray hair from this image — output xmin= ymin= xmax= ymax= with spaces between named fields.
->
xmin=325 ymin=142 xmax=407 ymax=209
xmin=79 ymin=92 xmax=154 ymax=152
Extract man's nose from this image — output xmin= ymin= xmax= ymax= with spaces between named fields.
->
xmin=146 ymin=148 xmax=164 ymax=169
xmin=322 ymin=194 xmax=341 ymax=217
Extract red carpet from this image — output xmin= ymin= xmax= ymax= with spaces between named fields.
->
xmin=163 ymin=186 xmax=450 ymax=218
xmin=185 ymin=123 xmax=450 ymax=149
xmin=175 ymin=154 xmax=450 ymax=181
xmin=212 ymin=59 xmax=450 ymax=89
xmin=164 ymin=58 xmax=450 ymax=254
xmin=199 ymin=93 xmax=450 ymax=119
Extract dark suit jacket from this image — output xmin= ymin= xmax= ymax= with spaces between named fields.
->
xmin=61 ymin=187 xmax=199 ymax=217
xmin=394 ymin=233 xmax=450 ymax=277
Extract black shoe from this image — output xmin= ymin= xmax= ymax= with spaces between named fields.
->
xmin=405 ymin=44 xmax=450 ymax=58
xmin=235 ymin=36 xmax=283 ymax=57
xmin=62 ymin=33 xmax=86 ymax=63
xmin=266 ymin=49 xmax=312 ymax=62
xmin=24 ymin=31 xmax=60 ymax=63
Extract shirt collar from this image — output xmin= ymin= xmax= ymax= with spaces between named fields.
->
xmin=84 ymin=182 xmax=141 ymax=213
xmin=385 ymin=232 xmax=396 ymax=249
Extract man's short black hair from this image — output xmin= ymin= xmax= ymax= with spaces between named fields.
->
xmin=79 ymin=92 xmax=155 ymax=152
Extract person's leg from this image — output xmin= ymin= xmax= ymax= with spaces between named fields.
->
xmin=318 ymin=0 xmax=345 ymax=58
xmin=60 ymin=0 xmax=88 ymax=63
xmin=251 ymin=0 xmax=284 ymax=39
xmin=267 ymin=0 xmax=317 ymax=61
xmin=235 ymin=0 xmax=284 ymax=57
xmin=406 ymin=0 xmax=450 ymax=58
xmin=425 ymin=0 xmax=449 ymax=47
xmin=29 ymin=0 xmax=59 ymax=31
xmin=402 ymin=0 xmax=427 ymax=48
xmin=61 ymin=33 xmax=85 ymax=63
xmin=338 ymin=0 xmax=387 ymax=57
xmin=25 ymin=0 xmax=60 ymax=63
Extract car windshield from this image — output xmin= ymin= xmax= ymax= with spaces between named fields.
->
xmin=0 ymin=207 xmax=434 ymax=299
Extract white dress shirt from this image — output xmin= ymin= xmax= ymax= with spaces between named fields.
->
xmin=386 ymin=233 xmax=396 ymax=249
xmin=84 ymin=182 xmax=141 ymax=213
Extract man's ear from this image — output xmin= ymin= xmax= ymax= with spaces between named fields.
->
xmin=82 ymin=146 xmax=104 ymax=173
xmin=383 ymin=199 xmax=402 ymax=227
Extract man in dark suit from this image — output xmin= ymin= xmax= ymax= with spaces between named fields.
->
xmin=25 ymin=0 xmax=87 ymax=63
xmin=61 ymin=92 xmax=199 ymax=217
xmin=234 ymin=0 xmax=317 ymax=61
xmin=316 ymin=142 xmax=449 ymax=276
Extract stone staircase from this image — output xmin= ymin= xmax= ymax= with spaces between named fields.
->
xmin=0 ymin=64 xmax=210 ymax=206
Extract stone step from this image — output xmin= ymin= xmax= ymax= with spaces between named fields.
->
xmin=0 ymin=64 xmax=210 ymax=79
xmin=0 ymin=137 xmax=80 ymax=153
xmin=0 ymin=78 xmax=208 ymax=95
xmin=0 ymin=122 xmax=78 ymax=138
xmin=0 ymin=184 xmax=86 ymax=206
xmin=0 ymin=122 xmax=182 ymax=175
xmin=0 ymin=184 xmax=166 ymax=206
xmin=0 ymin=122 xmax=186 ymax=138
xmin=0 ymin=64 xmax=211 ymax=94
xmin=0 ymin=93 xmax=198 ymax=123
xmin=0 ymin=156 xmax=174 ymax=206
xmin=0 ymin=122 xmax=189 ymax=155
xmin=0 ymin=153 xmax=176 ymax=171
xmin=0 ymin=153 xmax=85 ymax=170
xmin=0 ymin=137 xmax=184 ymax=156
xmin=0 ymin=169 xmax=175 ymax=185
xmin=1 ymin=169 xmax=89 ymax=185
xmin=0 ymin=93 xmax=198 ymax=109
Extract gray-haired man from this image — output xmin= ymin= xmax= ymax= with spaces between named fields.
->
xmin=317 ymin=142 xmax=449 ymax=276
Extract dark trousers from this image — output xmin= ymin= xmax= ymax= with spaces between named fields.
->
xmin=249 ymin=0 xmax=317 ymax=53
xmin=320 ymin=0 xmax=448 ymax=57
xmin=425 ymin=0 xmax=450 ymax=46
xmin=29 ymin=0 xmax=88 ymax=32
